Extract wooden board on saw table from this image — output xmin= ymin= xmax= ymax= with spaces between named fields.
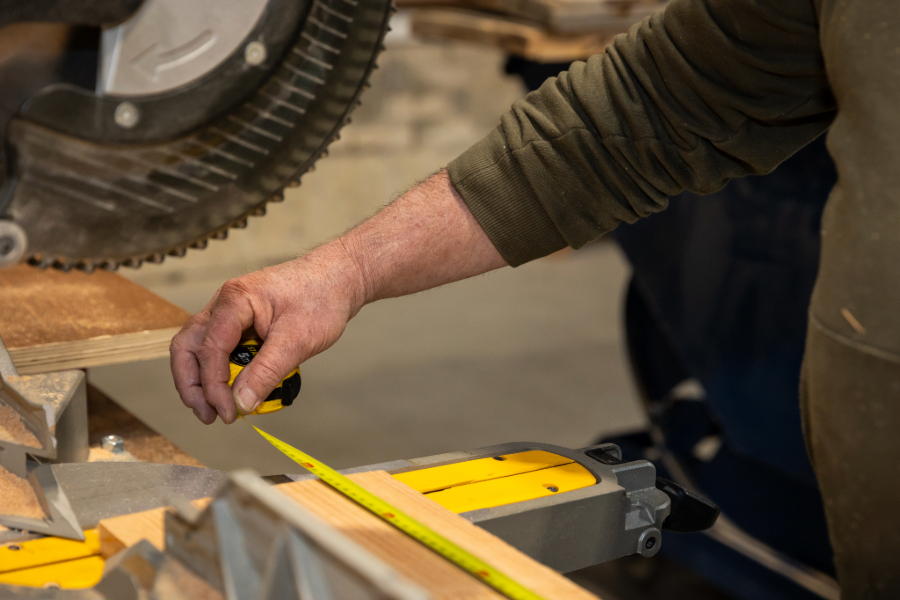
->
xmin=411 ymin=8 xmax=620 ymax=63
xmin=0 ymin=265 xmax=190 ymax=375
xmin=98 ymin=471 xmax=601 ymax=600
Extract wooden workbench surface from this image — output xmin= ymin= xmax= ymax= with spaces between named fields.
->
xmin=0 ymin=265 xmax=190 ymax=375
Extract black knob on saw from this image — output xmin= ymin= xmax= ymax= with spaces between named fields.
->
xmin=655 ymin=477 xmax=720 ymax=533
xmin=585 ymin=446 xmax=720 ymax=533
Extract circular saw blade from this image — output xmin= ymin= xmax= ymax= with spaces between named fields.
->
xmin=1 ymin=0 xmax=394 ymax=271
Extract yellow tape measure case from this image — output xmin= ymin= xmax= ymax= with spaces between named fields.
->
xmin=228 ymin=339 xmax=301 ymax=415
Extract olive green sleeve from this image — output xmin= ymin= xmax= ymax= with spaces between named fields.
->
xmin=448 ymin=0 xmax=834 ymax=266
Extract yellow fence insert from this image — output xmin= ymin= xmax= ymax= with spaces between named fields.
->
xmin=0 ymin=530 xmax=104 ymax=589
xmin=393 ymin=450 xmax=596 ymax=513
xmin=424 ymin=462 xmax=596 ymax=513
xmin=394 ymin=450 xmax=575 ymax=493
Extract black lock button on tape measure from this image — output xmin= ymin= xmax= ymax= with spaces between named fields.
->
xmin=228 ymin=339 xmax=301 ymax=415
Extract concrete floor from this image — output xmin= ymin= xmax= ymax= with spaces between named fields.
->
xmin=88 ymin=34 xmax=647 ymax=475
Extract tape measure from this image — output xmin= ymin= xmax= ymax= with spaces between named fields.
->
xmin=229 ymin=339 xmax=301 ymax=415
xmin=241 ymin=417 xmax=547 ymax=600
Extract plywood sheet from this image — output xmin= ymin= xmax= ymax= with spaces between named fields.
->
xmin=98 ymin=471 xmax=600 ymax=600
xmin=0 ymin=265 xmax=190 ymax=374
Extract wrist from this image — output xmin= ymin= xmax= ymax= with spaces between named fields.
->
xmin=333 ymin=234 xmax=375 ymax=315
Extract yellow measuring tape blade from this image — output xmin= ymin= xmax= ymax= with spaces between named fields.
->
xmin=241 ymin=417 xmax=547 ymax=600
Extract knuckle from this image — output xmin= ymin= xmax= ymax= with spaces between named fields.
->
xmin=169 ymin=334 xmax=187 ymax=354
xmin=218 ymin=277 xmax=255 ymax=302
xmin=195 ymin=338 xmax=219 ymax=362
xmin=248 ymin=360 xmax=282 ymax=386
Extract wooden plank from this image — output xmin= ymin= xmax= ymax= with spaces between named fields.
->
xmin=98 ymin=498 xmax=212 ymax=557
xmin=0 ymin=265 xmax=190 ymax=374
xmin=465 ymin=0 xmax=661 ymax=33
xmin=283 ymin=471 xmax=601 ymax=600
xmin=400 ymin=0 xmax=666 ymax=33
xmin=98 ymin=471 xmax=600 ymax=600
xmin=411 ymin=8 xmax=619 ymax=63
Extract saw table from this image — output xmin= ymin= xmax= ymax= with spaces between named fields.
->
xmin=0 ymin=266 xmax=718 ymax=599
xmin=0 ymin=335 xmax=718 ymax=599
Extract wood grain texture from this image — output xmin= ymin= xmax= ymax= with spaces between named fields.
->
xmin=0 ymin=265 xmax=190 ymax=374
xmin=98 ymin=498 xmax=211 ymax=557
xmin=282 ymin=471 xmax=600 ymax=600
xmin=98 ymin=471 xmax=600 ymax=600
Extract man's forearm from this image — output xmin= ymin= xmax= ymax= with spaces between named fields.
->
xmin=171 ymin=169 xmax=507 ymax=422
xmin=339 ymin=169 xmax=508 ymax=307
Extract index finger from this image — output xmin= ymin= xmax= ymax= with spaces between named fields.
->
xmin=170 ymin=318 xmax=217 ymax=424
xmin=197 ymin=291 xmax=256 ymax=424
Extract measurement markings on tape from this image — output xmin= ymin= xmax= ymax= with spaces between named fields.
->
xmin=241 ymin=417 xmax=547 ymax=600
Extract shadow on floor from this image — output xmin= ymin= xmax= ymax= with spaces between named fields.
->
xmin=568 ymin=554 xmax=738 ymax=600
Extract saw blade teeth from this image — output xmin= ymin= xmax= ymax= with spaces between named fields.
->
xmin=23 ymin=0 xmax=393 ymax=273
xmin=53 ymin=260 xmax=73 ymax=272
xmin=77 ymin=261 xmax=97 ymax=274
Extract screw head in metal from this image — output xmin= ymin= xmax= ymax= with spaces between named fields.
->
xmin=637 ymin=528 xmax=662 ymax=557
xmin=114 ymin=102 xmax=139 ymax=129
xmin=244 ymin=41 xmax=267 ymax=66
xmin=0 ymin=220 xmax=27 ymax=268
xmin=101 ymin=434 xmax=125 ymax=454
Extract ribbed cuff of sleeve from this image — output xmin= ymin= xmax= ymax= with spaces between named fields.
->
xmin=447 ymin=128 xmax=568 ymax=267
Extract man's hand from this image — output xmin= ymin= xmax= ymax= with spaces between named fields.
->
xmin=171 ymin=170 xmax=508 ymax=424
xmin=171 ymin=242 xmax=366 ymax=423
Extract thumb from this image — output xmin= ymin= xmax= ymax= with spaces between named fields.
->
xmin=232 ymin=333 xmax=301 ymax=414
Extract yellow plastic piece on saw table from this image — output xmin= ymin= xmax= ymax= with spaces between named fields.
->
xmin=0 ymin=529 xmax=100 ymax=573
xmin=0 ymin=556 xmax=105 ymax=588
xmin=393 ymin=450 xmax=575 ymax=493
xmin=424 ymin=462 xmax=596 ymax=514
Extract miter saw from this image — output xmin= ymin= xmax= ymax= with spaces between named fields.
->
xmin=0 ymin=0 xmax=393 ymax=271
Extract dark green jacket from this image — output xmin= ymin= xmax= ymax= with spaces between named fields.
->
xmin=449 ymin=0 xmax=837 ymax=266
xmin=449 ymin=3 xmax=900 ymax=592
xmin=448 ymin=0 xmax=900 ymax=362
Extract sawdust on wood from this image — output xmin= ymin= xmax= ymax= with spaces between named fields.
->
xmin=0 ymin=463 xmax=44 ymax=520
xmin=0 ymin=402 xmax=40 ymax=448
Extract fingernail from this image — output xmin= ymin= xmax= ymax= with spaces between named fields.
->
xmin=235 ymin=387 xmax=258 ymax=413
